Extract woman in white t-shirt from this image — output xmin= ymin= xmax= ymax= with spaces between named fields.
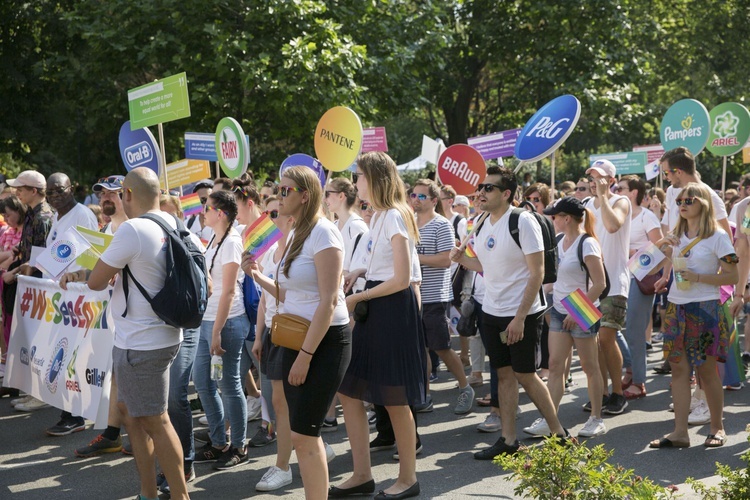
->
xmin=543 ymin=197 xmax=608 ymax=439
xmin=617 ymin=175 xmax=663 ymax=399
xmin=335 ymin=152 xmax=424 ymax=500
xmin=649 ymin=183 xmax=737 ymax=450
xmin=326 ymin=178 xmax=368 ymax=275
xmin=193 ymin=190 xmax=251 ymax=468
xmin=244 ymin=166 xmax=351 ymax=499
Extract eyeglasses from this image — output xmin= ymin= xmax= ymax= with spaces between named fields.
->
xmin=280 ymin=186 xmax=304 ymax=197
xmin=263 ymin=209 xmax=279 ymax=219
xmin=476 ymin=183 xmax=504 ymax=193
xmin=359 ymin=201 xmax=372 ymax=212
xmin=97 ymin=176 xmax=124 ymax=187
xmin=199 ymin=197 xmax=208 ymax=204
xmin=46 ymin=186 xmax=71 ymax=196
xmin=325 ymin=191 xmax=341 ymax=197
xmin=575 ymin=186 xmax=589 ymax=192
xmin=204 ymin=204 xmax=227 ymax=215
xmin=675 ymin=197 xmax=698 ymax=206
xmin=525 ymin=196 xmax=541 ymax=203
xmin=410 ymin=193 xmax=431 ymax=201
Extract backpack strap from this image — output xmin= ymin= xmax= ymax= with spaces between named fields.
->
xmin=509 ymin=208 xmax=545 ymax=306
xmin=451 ymin=214 xmax=464 ymax=240
xmin=578 ymin=234 xmax=592 ymax=292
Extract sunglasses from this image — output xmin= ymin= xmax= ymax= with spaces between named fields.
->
xmin=352 ymin=172 xmax=360 ymax=183
xmin=97 ymin=176 xmax=124 ymax=187
xmin=410 ymin=193 xmax=431 ymax=201
xmin=675 ymin=197 xmax=698 ymax=206
xmin=280 ymin=186 xmax=304 ymax=197
xmin=575 ymin=186 xmax=589 ymax=192
xmin=204 ymin=204 xmax=227 ymax=215
xmin=476 ymin=183 xmax=504 ymax=193
xmin=232 ymin=185 xmax=254 ymax=198
xmin=525 ymin=196 xmax=541 ymax=203
xmin=359 ymin=201 xmax=372 ymax=212
xmin=325 ymin=190 xmax=341 ymax=197
xmin=46 ymin=186 xmax=71 ymax=196
xmin=663 ymin=167 xmax=678 ymax=174
xmin=263 ymin=209 xmax=279 ymax=220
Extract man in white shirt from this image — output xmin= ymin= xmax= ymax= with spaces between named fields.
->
xmin=585 ymin=160 xmax=631 ymax=415
xmin=451 ymin=166 xmax=566 ymax=460
xmin=187 ymin=179 xmax=214 ymax=242
xmin=84 ymin=167 xmax=188 ymax=500
xmin=728 ymin=174 xmax=750 ymax=223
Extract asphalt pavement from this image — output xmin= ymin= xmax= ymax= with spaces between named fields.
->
xmin=1 ymin=339 xmax=748 ymax=499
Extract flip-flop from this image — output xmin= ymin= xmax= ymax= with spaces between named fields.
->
xmin=704 ymin=434 xmax=726 ymax=448
xmin=649 ymin=437 xmax=690 ymax=449
xmin=476 ymin=396 xmax=492 ymax=407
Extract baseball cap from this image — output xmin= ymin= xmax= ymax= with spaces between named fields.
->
xmin=193 ymin=179 xmax=214 ymax=192
xmin=543 ymin=196 xmax=585 ymax=218
xmin=93 ymin=175 xmax=125 ymax=192
xmin=453 ymin=195 xmax=470 ymax=207
xmin=6 ymin=170 xmax=46 ymax=190
xmin=586 ymin=159 xmax=617 ymax=178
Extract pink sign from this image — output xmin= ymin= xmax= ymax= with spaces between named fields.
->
xmin=437 ymin=144 xmax=486 ymax=195
xmin=633 ymin=144 xmax=665 ymax=164
xmin=361 ymin=127 xmax=388 ymax=153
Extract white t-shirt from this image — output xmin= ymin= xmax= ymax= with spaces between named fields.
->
xmin=203 ymin=228 xmax=245 ymax=321
xmin=258 ymin=241 xmax=281 ymax=328
xmin=473 ymin=208 xmax=545 ymax=317
xmin=100 ymin=211 xmax=181 ymax=350
xmin=662 ymin=183 xmax=728 ymax=230
xmin=365 ymin=209 xmax=415 ymax=282
xmin=350 ymin=229 xmax=421 ymax=291
xmin=629 ymin=208 xmax=661 ymax=253
xmin=337 ymin=214 xmax=368 ymax=272
xmin=44 ymin=203 xmax=99 ymax=278
xmin=667 ymin=230 xmax=735 ymax=305
xmin=586 ymin=195 xmax=631 ymax=297
xmin=553 ymin=234 xmax=602 ymax=314
xmin=277 ymin=218 xmax=349 ymax=325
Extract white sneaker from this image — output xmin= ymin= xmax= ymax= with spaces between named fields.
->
xmin=198 ymin=415 xmax=208 ymax=425
xmin=15 ymin=397 xmax=49 ymax=412
xmin=324 ymin=442 xmax=335 ymax=463
xmin=523 ymin=417 xmax=550 ymax=437
xmin=255 ymin=465 xmax=293 ymax=491
xmin=578 ymin=416 xmax=607 ymax=437
xmin=688 ymin=400 xmax=711 ymax=425
xmin=668 ymin=396 xmax=701 ymax=413
xmin=11 ymin=394 xmax=32 ymax=407
xmin=247 ymin=395 xmax=262 ymax=422
xmin=477 ymin=413 xmax=502 ymax=433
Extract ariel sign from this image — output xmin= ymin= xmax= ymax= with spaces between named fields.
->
xmin=215 ymin=117 xmax=249 ymax=178
xmin=705 ymin=102 xmax=750 ymax=157
xmin=659 ymin=99 xmax=710 ymax=155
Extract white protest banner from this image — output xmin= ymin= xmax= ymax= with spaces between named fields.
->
xmin=3 ymin=277 xmax=114 ymax=428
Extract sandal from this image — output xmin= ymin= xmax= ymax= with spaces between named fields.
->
xmin=649 ymin=436 xmax=690 ymax=448
xmin=704 ymin=433 xmax=726 ymax=448
xmin=624 ymin=383 xmax=646 ymax=400
xmin=621 ymin=370 xmax=633 ymax=390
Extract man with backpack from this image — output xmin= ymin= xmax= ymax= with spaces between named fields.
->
xmin=83 ymin=167 xmax=195 ymax=500
xmin=450 ymin=166 xmax=567 ymax=460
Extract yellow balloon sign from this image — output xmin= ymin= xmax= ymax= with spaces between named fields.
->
xmin=314 ymin=106 xmax=363 ymax=172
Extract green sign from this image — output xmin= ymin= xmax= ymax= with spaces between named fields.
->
xmin=215 ymin=117 xmax=249 ymax=178
xmin=589 ymin=152 xmax=648 ymax=175
xmin=659 ymin=98 xmax=710 ymax=155
xmin=706 ymin=102 xmax=750 ymax=157
xmin=128 ymin=73 xmax=191 ymax=130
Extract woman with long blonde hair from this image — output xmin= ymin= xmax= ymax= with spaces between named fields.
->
xmin=333 ymin=152 xmax=424 ymax=499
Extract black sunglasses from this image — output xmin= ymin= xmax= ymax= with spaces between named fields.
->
xmin=263 ymin=209 xmax=279 ymax=219
xmin=359 ymin=201 xmax=372 ymax=211
xmin=476 ymin=183 xmax=504 ymax=193
xmin=46 ymin=186 xmax=71 ymax=196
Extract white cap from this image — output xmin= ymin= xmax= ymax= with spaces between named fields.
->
xmin=586 ymin=159 xmax=616 ymax=178
xmin=6 ymin=170 xmax=46 ymax=189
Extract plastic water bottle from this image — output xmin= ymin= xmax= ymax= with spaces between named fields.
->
xmin=210 ymin=355 xmax=223 ymax=381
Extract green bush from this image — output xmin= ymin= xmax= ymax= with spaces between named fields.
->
xmin=687 ymin=432 xmax=750 ymax=500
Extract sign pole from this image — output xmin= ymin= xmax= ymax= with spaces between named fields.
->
xmin=550 ymin=152 xmax=556 ymax=202
xmin=721 ymin=156 xmax=727 ymax=195
xmin=158 ymin=123 xmax=170 ymax=191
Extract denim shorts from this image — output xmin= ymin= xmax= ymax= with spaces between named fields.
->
xmin=549 ymin=308 xmax=599 ymax=339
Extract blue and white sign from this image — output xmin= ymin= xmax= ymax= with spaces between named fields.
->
xmin=279 ymin=154 xmax=327 ymax=187
xmin=514 ymin=95 xmax=581 ymax=163
xmin=186 ymin=132 xmax=251 ymax=164
xmin=118 ymin=121 xmax=160 ymax=174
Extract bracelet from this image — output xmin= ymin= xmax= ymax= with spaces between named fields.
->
xmin=364 ymin=289 xmax=371 ymax=301
xmin=300 ymin=347 xmax=314 ymax=356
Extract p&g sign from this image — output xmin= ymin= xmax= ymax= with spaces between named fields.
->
xmin=515 ymin=95 xmax=581 ymax=163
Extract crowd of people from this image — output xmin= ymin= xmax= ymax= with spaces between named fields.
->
xmin=0 ymin=145 xmax=749 ymax=499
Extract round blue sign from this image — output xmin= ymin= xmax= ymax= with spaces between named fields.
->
xmin=639 ymin=254 xmax=651 ymax=266
xmin=279 ymin=154 xmax=327 ymax=187
xmin=515 ymin=95 xmax=581 ymax=162
xmin=119 ymin=121 xmax=161 ymax=174
xmin=56 ymin=244 xmax=72 ymax=260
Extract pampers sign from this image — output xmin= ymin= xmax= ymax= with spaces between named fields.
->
xmin=515 ymin=95 xmax=581 ymax=163
xmin=659 ymin=99 xmax=710 ymax=155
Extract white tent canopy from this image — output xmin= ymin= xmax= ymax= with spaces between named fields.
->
xmin=397 ymin=156 xmax=427 ymax=173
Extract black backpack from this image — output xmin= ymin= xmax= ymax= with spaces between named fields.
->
xmin=508 ymin=208 xmax=558 ymax=285
xmin=558 ymin=233 xmax=610 ymax=301
xmin=122 ymin=213 xmax=209 ymax=329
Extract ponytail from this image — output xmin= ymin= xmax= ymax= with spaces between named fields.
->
xmin=582 ymin=208 xmax=598 ymax=241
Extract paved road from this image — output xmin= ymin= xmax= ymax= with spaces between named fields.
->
xmin=1 ymin=343 xmax=747 ymax=499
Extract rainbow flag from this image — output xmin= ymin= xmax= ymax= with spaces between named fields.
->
xmin=465 ymin=242 xmax=476 ymax=258
xmin=243 ymin=212 xmax=282 ymax=259
xmin=561 ymin=288 xmax=602 ymax=331
xmin=180 ymin=193 xmax=203 ymax=217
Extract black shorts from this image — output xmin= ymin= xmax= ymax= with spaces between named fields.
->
xmin=479 ymin=311 xmax=542 ymax=374
xmin=422 ymin=302 xmax=451 ymax=351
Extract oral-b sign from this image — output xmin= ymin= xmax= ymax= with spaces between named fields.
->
xmin=515 ymin=95 xmax=581 ymax=163
xmin=118 ymin=121 xmax=161 ymax=174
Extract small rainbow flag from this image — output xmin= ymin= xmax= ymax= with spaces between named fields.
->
xmin=243 ymin=212 xmax=283 ymax=259
xmin=180 ymin=193 xmax=203 ymax=217
xmin=465 ymin=242 xmax=476 ymax=258
xmin=561 ymin=288 xmax=602 ymax=331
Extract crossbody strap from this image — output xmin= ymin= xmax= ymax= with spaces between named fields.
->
xmin=679 ymin=237 xmax=702 ymax=257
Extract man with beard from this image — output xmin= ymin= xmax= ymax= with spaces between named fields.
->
xmin=95 ymin=176 xmax=128 ymax=235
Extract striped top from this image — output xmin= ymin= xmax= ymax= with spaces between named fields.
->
xmin=417 ymin=214 xmax=455 ymax=304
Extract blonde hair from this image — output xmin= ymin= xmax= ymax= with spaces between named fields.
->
xmin=282 ymin=166 xmax=322 ymax=278
xmin=159 ymin=194 xmax=184 ymax=220
xmin=357 ymin=152 xmax=419 ymax=242
xmin=672 ymin=182 xmax=716 ymax=240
